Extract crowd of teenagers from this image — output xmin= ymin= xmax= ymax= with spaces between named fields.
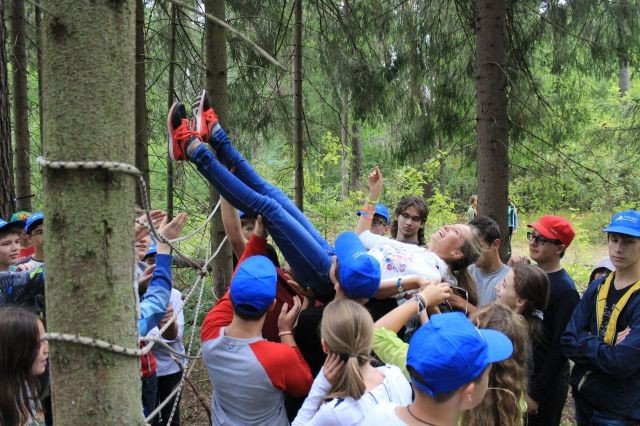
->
xmin=0 ymin=90 xmax=638 ymax=426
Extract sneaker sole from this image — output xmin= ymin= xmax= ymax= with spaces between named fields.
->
xmin=195 ymin=89 xmax=208 ymax=140
xmin=167 ymin=102 xmax=180 ymax=161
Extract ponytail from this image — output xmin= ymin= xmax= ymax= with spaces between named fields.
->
xmin=320 ymin=299 xmax=374 ymax=400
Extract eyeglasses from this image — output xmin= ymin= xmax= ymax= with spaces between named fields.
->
xmin=526 ymin=231 xmax=560 ymax=246
xmin=372 ymin=219 xmax=387 ymax=227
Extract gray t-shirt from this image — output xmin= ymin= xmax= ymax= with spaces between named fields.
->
xmin=469 ymin=263 xmax=510 ymax=306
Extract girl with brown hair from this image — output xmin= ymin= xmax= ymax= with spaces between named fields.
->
xmin=292 ymin=299 xmax=411 ymax=425
xmin=461 ymin=303 xmax=528 ymax=426
xmin=0 ymin=306 xmax=49 ymax=426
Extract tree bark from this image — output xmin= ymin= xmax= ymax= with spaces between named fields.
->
xmin=42 ymin=1 xmax=142 ymax=424
xmin=0 ymin=0 xmax=15 ymax=218
xmin=135 ymin=0 xmax=149 ymax=207
xmin=475 ymin=0 xmax=510 ymax=261
xmin=293 ymin=0 xmax=304 ymax=210
xmin=205 ymin=0 xmax=232 ymax=297
xmin=619 ymin=55 xmax=630 ymax=97
xmin=349 ymin=122 xmax=361 ymax=192
xmin=340 ymin=93 xmax=349 ymax=198
xmin=12 ymin=0 xmax=31 ymax=211
xmin=35 ymin=3 xmax=43 ymax=158
xmin=166 ymin=4 xmax=177 ymax=219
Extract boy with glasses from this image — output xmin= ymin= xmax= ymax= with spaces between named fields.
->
xmin=562 ymin=210 xmax=640 ymax=425
xmin=514 ymin=215 xmax=579 ymax=425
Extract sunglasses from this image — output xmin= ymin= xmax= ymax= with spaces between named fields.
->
xmin=526 ymin=231 xmax=561 ymax=246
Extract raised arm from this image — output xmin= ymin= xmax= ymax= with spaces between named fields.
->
xmin=374 ymin=282 xmax=451 ymax=331
xmin=356 ymin=167 xmax=383 ymax=235
xmin=139 ymin=212 xmax=187 ymax=336
xmin=220 ymin=196 xmax=248 ymax=259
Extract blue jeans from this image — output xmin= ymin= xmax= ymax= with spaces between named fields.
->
xmin=190 ymin=140 xmax=335 ymax=302
xmin=574 ymin=392 xmax=636 ymax=426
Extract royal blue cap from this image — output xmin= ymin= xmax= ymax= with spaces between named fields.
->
xmin=335 ymin=232 xmax=381 ymax=299
xmin=407 ymin=312 xmax=513 ymax=397
xmin=230 ymin=255 xmax=277 ymax=316
xmin=603 ymin=210 xmax=640 ymax=237
xmin=25 ymin=212 xmax=44 ymax=234
xmin=144 ymin=242 xmax=157 ymax=259
xmin=357 ymin=203 xmax=390 ymax=224
xmin=0 ymin=218 xmax=26 ymax=233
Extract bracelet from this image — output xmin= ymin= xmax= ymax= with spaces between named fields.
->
xmin=396 ymin=277 xmax=405 ymax=294
xmin=366 ymin=197 xmax=379 ymax=205
xmin=278 ymin=330 xmax=293 ymax=337
xmin=414 ymin=295 xmax=426 ymax=313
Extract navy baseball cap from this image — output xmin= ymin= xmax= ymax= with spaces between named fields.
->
xmin=357 ymin=203 xmax=390 ymax=224
xmin=603 ymin=210 xmax=640 ymax=237
xmin=230 ymin=255 xmax=277 ymax=316
xmin=25 ymin=212 xmax=44 ymax=234
xmin=407 ymin=312 xmax=513 ymax=397
xmin=0 ymin=218 xmax=26 ymax=233
xmin=334 ymin=232 xmax=381 ymax=299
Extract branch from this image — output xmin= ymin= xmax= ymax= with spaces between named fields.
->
xmin=168 ymin=0 xmax=286 ymax=71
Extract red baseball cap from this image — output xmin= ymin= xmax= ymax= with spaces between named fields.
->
xmin=528 ymin=215 xmax=575 ymax=246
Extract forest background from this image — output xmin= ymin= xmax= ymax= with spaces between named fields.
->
xmin=0 ymin=0 xmax=638 ymax=423
xmin=2 ymin=0 xmax=638 ymax=284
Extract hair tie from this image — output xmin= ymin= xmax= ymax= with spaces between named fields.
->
xmin=532 ymin=309 xmax=544 ymax=320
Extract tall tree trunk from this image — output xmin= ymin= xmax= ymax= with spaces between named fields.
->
xmin=205 ymin=0 xmax=232 ymax=297
xmin=293 ymin=0 xmax=304 ymax=210
xmin=166 ymin=4 xmax=177 ymax=219
xmin=35 ymin=3 xmax=43 ymax=157
xmin=340 ymin=93 xmax=349 ymax=198
xmin=619 ymin=55 xmax=630 ymax=97
xmin=135 ymin=0 xmax=149 ymax=207
xmin=475 ymin=0 xmax=510 ymax=261
xmin=42 ymin=1 xmax=142 ymax=424
xmin=349 ymin=121 xmax=361 ymax=192
xmin=12 ymin=0 xmax=30 ymax=211
xmin=0 ymin=0 xmax=15 ymax=217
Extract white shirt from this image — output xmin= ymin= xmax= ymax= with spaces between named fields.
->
xmin=362 ymin=403 xmax=407 ymax=425
xmin=293 ymin=365 xmax=412 ymax=426
xmin=359 ymin=231 xmax=450 ymax=282
xmin=148 ymin=288 xmax=185 ymax=376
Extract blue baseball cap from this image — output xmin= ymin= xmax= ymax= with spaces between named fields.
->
xmin=334 ymin=232 xmax=381 ymax=299
xmin=0 ymin=218 xmax=26 ymax=234
xmin=407 ymin=312 xmax=513 ymax=397
xmin=144 ymin=242 xmax=157 ymax=259
xmin=230 ymin=255 xmax=277 ymax=316
xmin=25 ymin=212 xmax=44 ymax=234
xmin=603 ymin=210 xmax=640 ymax=237
xmin=357 ymin=203 xmax=390 ymax=224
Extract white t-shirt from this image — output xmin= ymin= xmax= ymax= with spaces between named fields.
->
xmin=469 ymin=264 xmax=510 ymax=306
xmin=359 ymin=231 xmax=450 ymax=282
xmin=362 ymin=403 xmax=407 ymax=425
xmin=292 ymin=364 xmax=412 ymax=426
xmin=148 ymin=288 xmax=185 ymax=376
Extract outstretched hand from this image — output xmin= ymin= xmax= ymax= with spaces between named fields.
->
xmin=135 ymin=210 xmax=166 ymax=241
xmin=254 ymin=215 xmax=267 ymax=239
xmin=278 ymin=295 xmax=303 ymax=333
xmin=419 ymin=282 xmax=452 ymax=307
xmin=158 ymin=212 xmax=188 ymax=241
xmin=368 ymin=166 xmax=383 ymax=200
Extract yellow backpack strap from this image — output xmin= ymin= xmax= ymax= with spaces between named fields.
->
xmin=596 ymin=273 xmax=614 ymax=335
xmin=597 ymin=273 xmax=640 ymax=345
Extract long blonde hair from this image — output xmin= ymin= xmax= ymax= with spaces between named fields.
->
xmin=461 ymin=304 xmax=527 ymax=426
xmin=320 ymin=299 xmax=374 ymax=400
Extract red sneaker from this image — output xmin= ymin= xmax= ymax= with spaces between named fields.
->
xmin=167 ymin=102 xmax=199 ymax=161
xmin=193 ymin=89 xmax=219 ymax=142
